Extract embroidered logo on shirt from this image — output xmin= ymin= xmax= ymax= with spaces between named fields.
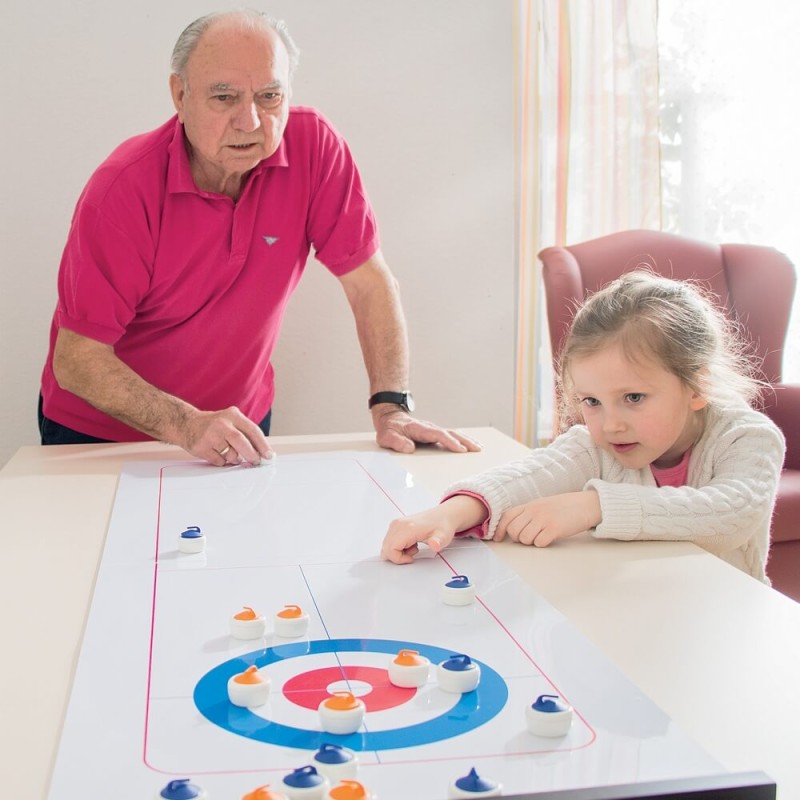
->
xmin=263 ymin=235 xmax=280 ymax=246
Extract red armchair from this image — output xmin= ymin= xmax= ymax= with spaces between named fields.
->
xmin=538 ymin=229 xmax=799 ymax=601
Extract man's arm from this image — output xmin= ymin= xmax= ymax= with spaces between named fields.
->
xmin=52 ymin=328 xmax=271 ymax=465
xmin=338 ymin=250 xmax=480 ymax=454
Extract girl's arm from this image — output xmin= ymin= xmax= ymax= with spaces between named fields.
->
xmin=589 ymin=411 xmax=785 ymax=550
xmin=444 ymin=426 xmax=602 ymax=540
xmin=381 ymin=494 xmax=488 ymax=564
xmin=494 ymin=490 xmax=602 ymax=547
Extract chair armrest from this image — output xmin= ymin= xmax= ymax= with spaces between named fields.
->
xmin=761 ymin=383 xmax=800 ymax=470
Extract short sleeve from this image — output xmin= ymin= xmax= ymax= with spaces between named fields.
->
xmin=56 ymin=182 xmax=155 ymax=345
xmin=305 ymin=114 xmax=380 ymax=275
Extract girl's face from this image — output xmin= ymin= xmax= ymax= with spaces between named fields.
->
xmin=568 ymin=342 xmax=708 ymax=470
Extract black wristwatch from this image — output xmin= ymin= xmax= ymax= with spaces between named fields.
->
xmin=368 ymin=391 xmax=415 ymax=413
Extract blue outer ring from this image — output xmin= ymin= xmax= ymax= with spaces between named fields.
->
xmin=194 ymin=638 xmax=507 ymax=751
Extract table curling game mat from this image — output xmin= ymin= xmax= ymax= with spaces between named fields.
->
xmin=47 ymin=452 xmax=725 ymax=799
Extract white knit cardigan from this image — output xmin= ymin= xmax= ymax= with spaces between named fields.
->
xmin=446 ymin=404 xmax=785 ymax=582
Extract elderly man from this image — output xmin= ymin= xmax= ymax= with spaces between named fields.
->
xmin=39 ymin=9 xmax=479 ymax=465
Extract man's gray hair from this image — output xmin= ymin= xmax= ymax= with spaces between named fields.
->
xmin=170 ymin=9 xmax=300 ymax=79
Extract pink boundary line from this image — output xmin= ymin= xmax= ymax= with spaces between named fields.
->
xmin=437 ymin=548 xmax=596 ymax=752
xmin=140 ymin=457 xmax=596 ymax=777
xmin=141 ymin=462 xmax=188 ymax=773
xmin=356 ymin=457 xmax=598 ymax=756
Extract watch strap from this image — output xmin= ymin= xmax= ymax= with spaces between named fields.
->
xmin=368 ymin=391 xmax=413 ymax=412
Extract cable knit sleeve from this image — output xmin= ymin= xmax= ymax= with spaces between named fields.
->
xmin=587 ymin=406 xmax=785 ymax=580
xmin=444 ymin=405 xmax=783 ymax=581
xmin=444 ymin=426 xmax=607 ymax=539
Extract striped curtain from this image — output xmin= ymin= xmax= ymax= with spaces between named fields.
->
xmin=514 ymin=0 xmax=662 ymax=446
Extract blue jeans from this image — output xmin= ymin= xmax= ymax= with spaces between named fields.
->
xmin=38 ymin=395 xmax=272 ymax=444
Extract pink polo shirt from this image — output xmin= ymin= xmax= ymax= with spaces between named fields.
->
xmin=41 ymin=108 xmax=380 ymax=441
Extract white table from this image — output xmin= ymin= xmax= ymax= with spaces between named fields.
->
xmin=1 ymin=427 xmax=798 ymax=798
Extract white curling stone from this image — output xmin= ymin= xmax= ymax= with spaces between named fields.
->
xmin=525 ymin=694 xmax=573 ymax=737
xmin=326 ymin=780 xmax=373 ymax=799
xmin=436 ymin=655 xmax=481 ymax=694
xmin=230 ymin=609 xmax=266 ymax=640
xmin=281 ymin=766 xmax=330 ymax=800
xmin=178 ymin=526 xmax=206 ymax=554
xmin=440 ymin=575 xmax=476 ymax=606
xmin=388 ymin=651 xmax=430 ymax=688
xmin=312 ymin=744 xmax=359 ymax=782
xmin=227 ymin=667 xmax=271 ymax=708
xmin=318 ymin=694 xmax=366 ymax=735
xmin=156 ymin=778 xmax=208 ymax=799
xmin=274 ymin=606 xmax=310 ymax=638
xmin=447 ymin=767 xmax=502 ymax=797
xmin=242 ymin=787 xmax=288 ymax=800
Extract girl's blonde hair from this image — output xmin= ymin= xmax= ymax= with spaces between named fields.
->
xmin=557 ymin=271 xmax=763 ymax=427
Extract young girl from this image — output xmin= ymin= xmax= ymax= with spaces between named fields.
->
xmin=381 ymin=271 xmax=786 ymax=582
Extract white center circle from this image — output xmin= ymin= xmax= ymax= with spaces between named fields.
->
xmin=326 ymin=679 xmax=373 ymax=697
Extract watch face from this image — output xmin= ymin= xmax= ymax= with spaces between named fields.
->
xmin=403 ymin=392 xmax=415 ymax=413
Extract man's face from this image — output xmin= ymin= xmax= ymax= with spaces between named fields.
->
xmin=170 ymin=20 xmax=291 ymax=193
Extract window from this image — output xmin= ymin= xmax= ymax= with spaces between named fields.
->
xmin=658 ymin=0 xmax=800 ymax=380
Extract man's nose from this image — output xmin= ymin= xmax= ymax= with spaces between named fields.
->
xmin=233 ymin=101 xmax=261 ymax=132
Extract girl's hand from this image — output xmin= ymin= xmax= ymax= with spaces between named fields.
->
xmin=494 ymin=491 xmax=601 ymax=547
xmin=381 ymin=495 xmax=488 ymax=564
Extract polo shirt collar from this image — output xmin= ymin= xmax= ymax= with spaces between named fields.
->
xmin=166 ymin=115 xmax=289 ymax=195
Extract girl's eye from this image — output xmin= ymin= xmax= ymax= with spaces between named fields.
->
xmin=626 ymin=393 xmax=645 ymax=404
xmin=580 ymin=397 xmax=600 ymax=407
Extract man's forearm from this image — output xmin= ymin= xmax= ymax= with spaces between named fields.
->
xmin=52 ymin=327 xmax=197 ymax=445
xmin=338 ymin=252 xmax=481 ymax=455
xmin=339 ymin=251 xmax=410 ymax=395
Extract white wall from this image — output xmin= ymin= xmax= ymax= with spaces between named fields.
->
xmin=0 ymin=0 xmax=516 ymax=466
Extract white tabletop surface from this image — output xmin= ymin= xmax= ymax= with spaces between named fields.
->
xmin=1 ymin=427 xmax=798 ymax=798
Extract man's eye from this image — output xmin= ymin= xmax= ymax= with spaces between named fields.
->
xmin=214 ymin=94 xmax=233 ymax=102
xmin=259 ymin=92 xmax=283 ymax=107
xmin=626 ymin=393 xmax=645 ymax=404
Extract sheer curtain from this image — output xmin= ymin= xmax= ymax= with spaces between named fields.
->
xmin=658 ymin=0 xmax=800 ymax=382
xmin=515 ymin=0 xmax=661 ymax=445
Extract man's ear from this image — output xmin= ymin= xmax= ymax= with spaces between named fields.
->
xmin=169 ymin=74 xmax=186 ymax=121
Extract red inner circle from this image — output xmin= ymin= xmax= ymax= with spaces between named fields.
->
xmin=282 ymin=666 xmax=416 ymax=711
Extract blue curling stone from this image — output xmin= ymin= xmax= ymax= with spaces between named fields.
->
xmin=314 ymin=742 xmax=354 ymax=765
xmin=283 ymin=765 xmax=326 ymax=788
xmin=441 ymin=653 xmax=476 ymax=671
xmin=455 ymin=767 xmax=499 ymax=793
xmin=159 ymin=779 xmax=202 ymax=799
xmin=532 ymin=693 xmax=569 ymax=713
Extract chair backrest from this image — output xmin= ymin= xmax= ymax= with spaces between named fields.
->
xmin=538 ymin=229 xmax=796 ymax=383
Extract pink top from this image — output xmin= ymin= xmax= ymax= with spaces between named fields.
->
xmin=41 ymin=108 xmax=379 ymax=441
xmin=650 ymin=448 xmax=692 ymax=487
